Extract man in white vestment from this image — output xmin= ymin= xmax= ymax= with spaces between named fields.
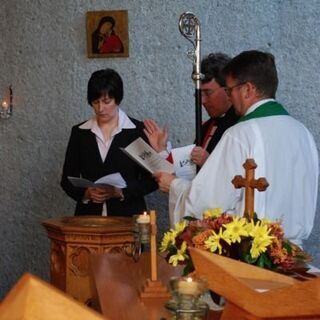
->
xmin=154 ymin=50 xmax=318 ymax=247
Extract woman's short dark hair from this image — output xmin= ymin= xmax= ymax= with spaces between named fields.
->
xmin=201 ymin=53 xmax=231 ymax=86
xmin=87 ymin=68 xmax=123 ymax=105
xmin=223 ymin=50 xmax=278 ymax=99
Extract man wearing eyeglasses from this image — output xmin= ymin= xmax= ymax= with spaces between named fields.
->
xmin=154 ymin=50 xmax=318 ymax=247
xmin=191 ymin=53 xmax=239 ymax=166
xmin=144 ymin=53 xmax=239 ymax=167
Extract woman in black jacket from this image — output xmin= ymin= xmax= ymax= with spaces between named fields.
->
xmin=61 ymin=68 xmax=158 ymax=216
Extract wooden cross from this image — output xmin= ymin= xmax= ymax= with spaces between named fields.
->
xmin=232 ymin=159 xmax=269 ymax=220
xmin=139 ymin=210 xmax=170 ymax=299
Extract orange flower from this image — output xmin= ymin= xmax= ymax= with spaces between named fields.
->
xmin=192 ymin=230 xmax=212 ymax=249
xmin=268 ymin=238 xmax=289 ymax=265
xmin=268 ymin=222 xmax=284 ymax=239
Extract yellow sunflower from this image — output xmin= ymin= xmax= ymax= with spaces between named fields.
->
xmin=168 ymin=241 xmax=188 ymax=266
xmin=174 ymin=220 xmax=187 ymax=234
xmin=204 ymin=229 xmax=230 ymax=254
xmin=250 ymin=236 xmax=273 ymax=259
xmin=159 ymin=230 xmax=177 ymax=252
xmin=223 ymin=216 xmax=249 ymax=243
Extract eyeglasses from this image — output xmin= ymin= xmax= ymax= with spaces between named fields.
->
xmin=224 ymin=82 xmax=246 ymax=97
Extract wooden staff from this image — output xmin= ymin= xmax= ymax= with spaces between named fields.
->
xmin=150 ymin=210 xmax=157 ymax=281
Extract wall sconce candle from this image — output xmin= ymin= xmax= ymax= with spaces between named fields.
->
xmin=1 ymin=85 xmax=13 ymax=120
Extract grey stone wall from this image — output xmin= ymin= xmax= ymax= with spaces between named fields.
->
xmin=0 ymin=0 xmax=319 ymax=298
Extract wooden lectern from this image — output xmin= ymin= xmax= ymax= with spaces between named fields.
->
xmin=190 ymin=248 xmax=320 ymax=320
xmin=0 ymin=273 xmax=106 ymax=320
xmin=42 ymin=215 xmax=135 ymax=304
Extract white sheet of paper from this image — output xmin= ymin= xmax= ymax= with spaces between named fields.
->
xmin=171 ymin=144 xmax=196 ymax=181
xmin=68 ymin=172 xmax=127 ymax=189
xmin=121 ymin=138 xmax=174 ymax=174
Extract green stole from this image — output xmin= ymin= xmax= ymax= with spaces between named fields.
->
xmin=238 ymin=101 xmax=289 ymax=123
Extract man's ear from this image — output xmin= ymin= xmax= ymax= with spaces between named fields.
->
xmin=245 ymin=81 xmax=258 ymax=99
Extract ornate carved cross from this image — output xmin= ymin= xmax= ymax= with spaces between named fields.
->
xmin=232 ymin=159 xmax=269 ymax=220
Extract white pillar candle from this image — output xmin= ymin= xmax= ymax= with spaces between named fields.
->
xmin=177 ymin=277 xmax=200 ymax=295
xmin=136 ymin=212 xmax=150 ymax=224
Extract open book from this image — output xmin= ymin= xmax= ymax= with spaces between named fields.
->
xmin=121 ymin=138 xmax=174 ymax=174
xmin=68 ymin=172 xmax=127 ymax=189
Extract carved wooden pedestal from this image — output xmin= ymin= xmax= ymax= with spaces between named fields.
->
xmin=42 ymin=216 xmax=134 ymax=305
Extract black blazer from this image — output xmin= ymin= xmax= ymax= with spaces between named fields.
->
xmin=61 ymin=117 xmax=158 ymax=216
xmin=201 ymin=106 xmax=239 ymax=154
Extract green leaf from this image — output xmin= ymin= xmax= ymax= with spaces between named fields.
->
xmin=255 ymin=253 xmax=273 ymax=269
xmin=257 ymin=255 xmax=265 ymax=268
xmin=283 ymin=241 xmax=292 ymax=254
xmin=182 ymin=259 xmax=195 ymax=276
xmin=261 ymin=253 xmax=273 ymax=269
xmin=243 ymin=253 xmax=257 ymax=264
xmin=183 ymin=216 xmax=198 ymax=221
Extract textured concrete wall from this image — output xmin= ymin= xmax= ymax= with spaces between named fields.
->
xmin=0 ymin=0 xmax=319 ymax=298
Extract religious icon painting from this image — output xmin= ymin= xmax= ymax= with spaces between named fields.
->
xmin=86 ymin=10 xmax=129 ymax=58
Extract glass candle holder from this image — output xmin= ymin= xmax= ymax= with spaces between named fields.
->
xmin=167 ymin=276 xmax=208 ymax=320
xmin=132 ymin=213 xmax=150 ymax=244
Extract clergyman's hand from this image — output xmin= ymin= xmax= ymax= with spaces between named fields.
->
xmin=143 ymin=119 xmax=168 ymax=153
xmin=191 ymin=146 xmax=209 ymax=167
xmin=153 ymin=172 xmax=176 ymax=193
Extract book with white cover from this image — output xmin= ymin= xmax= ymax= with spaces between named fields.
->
xmin=121 ymin=138 xmax=174 ymax=174
xmin=68 ymin=172 xmax=127 ymax=189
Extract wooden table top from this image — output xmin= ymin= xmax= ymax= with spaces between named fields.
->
xmin=90 ymin=252 xmax=222 ymax=320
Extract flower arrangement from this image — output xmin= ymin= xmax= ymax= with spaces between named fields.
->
xmin=160 ymin=208 xmax=311 ymax=276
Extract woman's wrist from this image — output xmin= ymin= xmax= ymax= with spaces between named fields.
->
xmin=115 ymin=188 xmax=125 ymax=201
